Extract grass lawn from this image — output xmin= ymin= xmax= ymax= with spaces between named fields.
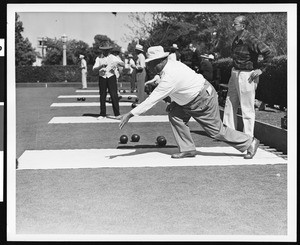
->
xmin=15 ymin=86 xmax=288 ymax=236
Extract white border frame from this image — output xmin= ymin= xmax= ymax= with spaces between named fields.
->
xmin=7 ymin=3 xmax=297 ymax=242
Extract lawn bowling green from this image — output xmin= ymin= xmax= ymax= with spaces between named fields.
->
xmin=15 ymin=86 xmax=288 ymax=235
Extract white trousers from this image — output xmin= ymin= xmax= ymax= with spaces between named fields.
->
xmin=223 ymin=68 xmax=258 ymax=137
xmin=81 ymin=69 xmax=87 ymax=89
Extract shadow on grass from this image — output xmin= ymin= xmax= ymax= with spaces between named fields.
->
xmin=109 ymin=145 xmax=243 ymax=159
xmin=82 ymin=113 xmax=100 ymax=117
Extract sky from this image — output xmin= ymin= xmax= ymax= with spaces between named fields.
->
xmin=18 ymin=11 xmax=136 ymax=52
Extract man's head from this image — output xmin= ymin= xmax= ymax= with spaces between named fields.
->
xmin=145 ymin=46 xmax=169 ymax=74
xmin=232 ymin=15 xmax=248 ymax=33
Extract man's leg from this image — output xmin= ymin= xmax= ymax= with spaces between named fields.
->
xmin=187 ymin=82 xmax=253 ymax=153
xmin=223 ymin=70 xmax=240 ymax=130
xmin=238 ymin=71 xmax=257 ymax=136
xmin=107 ymin=75 xmax=120 ymax=116
xmin=99 ymin=77 xmax=107 ymax=116
xmin=82 ymin=70 xmax=87 ymax=89
xmin=168 ymin=105 xmax=196 ymax=153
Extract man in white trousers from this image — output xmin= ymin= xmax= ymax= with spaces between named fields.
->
xmin=223 ymin=15 xmax=273 ymax=136
xmin=79 ymin=54 xmax=87 ymax=89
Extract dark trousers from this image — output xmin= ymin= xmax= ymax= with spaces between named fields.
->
xmin=130 ymin=69 xmax=136 ymax=91
xmin=99 ymin=75 xmax=120 ymax=116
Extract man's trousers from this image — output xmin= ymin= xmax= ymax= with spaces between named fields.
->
xmin=223 ymin=68 xmax=258 ymax=136
xmin=168 ymin=80 xmax=253 ymax=153
xmin=98 ymin=75 xmax=120 ymax=117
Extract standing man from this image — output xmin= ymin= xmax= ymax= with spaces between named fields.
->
xmin=92 ymin=45 xmax=125 ymax=119
xmin=79 ymin=54 xmax=87 ymax=89
xmin=127 ymin=54 xmax=137 ymax=92
xmin=199 ymin=54 xmax=214 ymax=82
xmin=168 ymin=44 xmax=181 ymax=61
xmin=223 ymin=15 xmax=273 ymax=136
xmin=188 ymin=43 xmax=202 ymax=73
xmin=135 ymin=44 xmax=147 ymax=103
xmin=118 ymin=46 xmax=260 ymax=160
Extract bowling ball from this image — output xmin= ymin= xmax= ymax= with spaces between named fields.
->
xmin=131 ymin=103 xmax=137 ymax=108
xmin=77 ymin=98 xmax=81 ymax=101
xmin=156 ymin=136 xmax=167 ymax=147
xmin=135 ymin=98 xmax=139 ymax=103
xmin=119 ymin=135 xmax=128 ymax=144
xmin=128 ymin=96 xmax=132 ymax=100
xmin=131 ymin=134 xmax=140 ymax=142
xmin=81 ymin=97 xmax=86 ymax=101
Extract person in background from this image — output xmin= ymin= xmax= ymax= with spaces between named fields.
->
xmin=92 ymin=45 xmax=125 ymax=119
xmin=199 ymin=53 xmax=214 ymax=82
xmin=79 ymin=54 xmax=87 ymax=89
xmin=135 ymin=44 xmax=147 ymax=103
xmin=168 ymin=43 xmax=181 ymax=61
xmin=118 ymin=46 xmax=260 ymax=160
xmin=128 ymin=54 xmax=137 ymax=93
xmin=188 ymin=43 xmax=202 ymax=73
xmin=223 ymin=15 xmax=274 ymax=137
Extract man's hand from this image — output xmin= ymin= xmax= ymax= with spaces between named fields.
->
xmin=248 ymin=69 xmax=262 ymax=83
xmin=117 ymin=112 xmax=134 ymax=129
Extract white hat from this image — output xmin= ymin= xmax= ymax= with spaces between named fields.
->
xmin=79 ymin=54 xmax=84 ymax=59
xmin=172 ymin=44 xmax=179 ymax=49
xmin=135 ymin=44 xmax=144 ymax=52
xmin=201 ymin=54 xmax=214 ymax=60
xmin=145 ymin=46 xmax=169 ymax=63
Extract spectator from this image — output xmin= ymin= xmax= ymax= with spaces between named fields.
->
xmin=223 ymin=15 xmax=274 ymax=136
xmin=168 ymin=43 xmax=181 ymax=61
xmin=124 ymin=53 xmax=137 ymax=93
xmin=79 ymin=54 xmax=87 ymax=89
xmin=92 ymin=45 xmax=124 ymax=119
xmin=135 ymin=44 xmax=147 ymax=103
xmin=199 ymin=54 xmax=214 ymax=82
xmin=188 ymin=43 xmax=202 ymax=73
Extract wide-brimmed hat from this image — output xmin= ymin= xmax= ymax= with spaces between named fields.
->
xmin=145 ymin=46 xmax=169 ymax=63
xmin=201 ymin=54 xmax=214 ymax=60
xmin=135 ymin=44 xmax=144 ymax=52
xmin=171 ymin=43 xmax=179 ymax=50
xmin=79 ymin=54 xmax=84 ymax=59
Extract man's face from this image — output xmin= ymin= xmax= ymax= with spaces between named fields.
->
xmin=232 ymin=17 xmax=244 ymax=32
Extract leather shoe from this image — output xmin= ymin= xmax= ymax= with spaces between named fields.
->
xmin=244 ymin=138 xmax=260 ymax=159
xmin=171 ymin=150 xmax=197 ymax=159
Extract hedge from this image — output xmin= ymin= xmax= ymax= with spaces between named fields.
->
xmin=16 ymin=65 xmax=100 ymax=83
xmin=212 ymin=55 xmax=287 ymax=108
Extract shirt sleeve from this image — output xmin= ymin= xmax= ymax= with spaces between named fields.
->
xmin=92 ymin=57 xmax=100 ymax=70
xmin=130 ymin=78 xmax=175 ymax=116
xmin=250 ymin=37 xmax=274 ymax=73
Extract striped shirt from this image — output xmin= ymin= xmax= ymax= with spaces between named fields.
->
xmin=232 ymin=30 xmax=273 ymax=72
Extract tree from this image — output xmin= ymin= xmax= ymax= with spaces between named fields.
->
xmin=15 ymin=13 xmax=37 ymax=66
xmin=127 ymin=12 xmax=287 ymax=59
xmin=42 ymin=38 xmax=91 ymax=65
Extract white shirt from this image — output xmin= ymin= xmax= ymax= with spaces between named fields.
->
xmin=131 ymin=60 xmax=206 ymax=116
xmin=80 ymin=59 xmax=87 ymax=71
xmin=136 ymin=53 xmax=146 ymax=69
xmin=93 ymin=54 xmax=124 ymax=78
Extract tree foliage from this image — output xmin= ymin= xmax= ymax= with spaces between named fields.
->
xmin=126 ymin=12 xmax=287 ymax=58
xmin=15 ymin=13 xmax=38 ymax=66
